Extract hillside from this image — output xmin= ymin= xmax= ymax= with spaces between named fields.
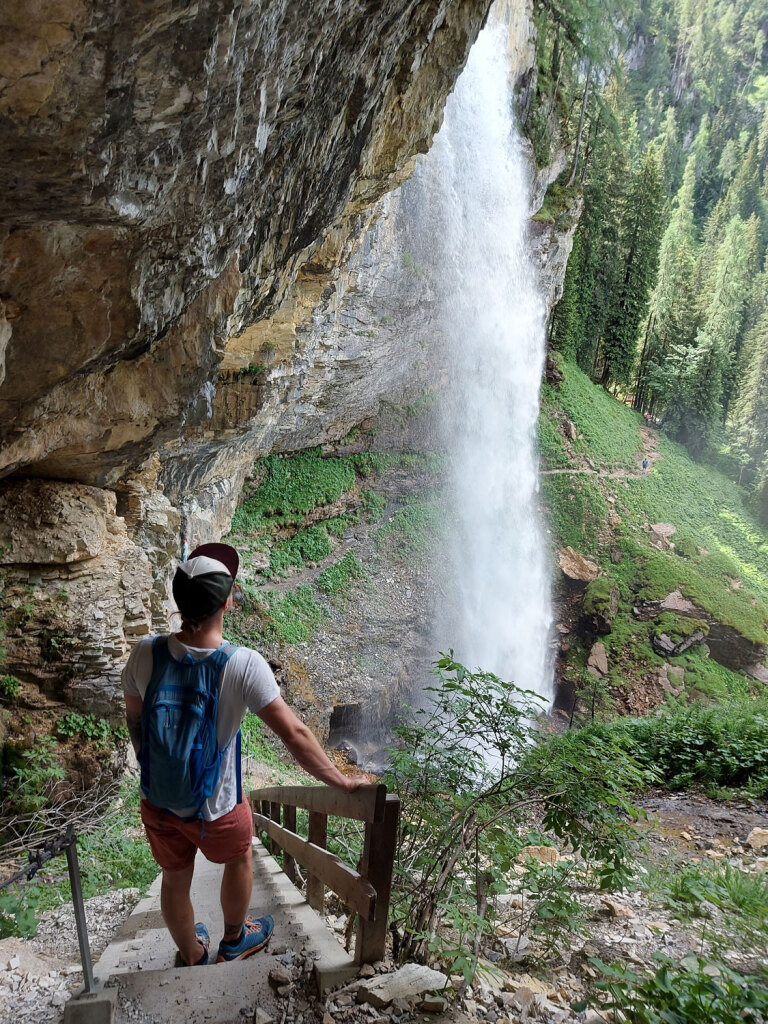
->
xmin=541 ymin=357 xmax=768 ymax=719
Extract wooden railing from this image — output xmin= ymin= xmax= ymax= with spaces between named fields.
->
xmin=250 ymin=783 xmax=400 ymax=964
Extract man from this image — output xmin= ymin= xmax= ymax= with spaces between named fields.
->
xmin=123 ymin=542 xmax=364 ymax=967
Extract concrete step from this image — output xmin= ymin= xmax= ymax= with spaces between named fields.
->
xmin=65 ymin=839 xmax=359 ymax=1024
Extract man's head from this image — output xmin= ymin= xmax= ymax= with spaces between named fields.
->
xmin=172 ymin=543 xmax=239 ymax=627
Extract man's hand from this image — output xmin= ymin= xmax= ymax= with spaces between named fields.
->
xmin=259 ymin=697 xmax=372 ymax=791
xmin=339 ymin=774 xmax=371 ymax=794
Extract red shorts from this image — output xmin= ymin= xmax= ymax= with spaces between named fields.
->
xmin=140 ymin=798 xmax=253 ymax=872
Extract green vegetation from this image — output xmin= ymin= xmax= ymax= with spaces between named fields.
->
xmin=586 ymin=955 xmax=768 ymax=1024
xmin=376 ymin=500 xmax=443 ymax=563
xmin=385 ymin=655 xmax=650 ymax=974
xmin=0 ymin=674 xmax=21 ymax=701
xmin=56 ymin=712 xmax=114 ymax=748
xmin=267 ymin=524 xmax=333 ymax=578
xmin=230 ymin=586 xmax=324 ymax=647
xmin=583 ymin=696 xmax=768 ymax=796
xmin=545 ymin=0 xmax=768 ymax=521
xmin=233 ymin=451 xmax=356 ymax=532
xmin=557 ymin=361 xmax=643 ymax=469
xmin=316 ymin=552 xmax=367 ymax=596
xmin=583 ymin=577 xmax=616 ymax=618
xmin=241 ymin=712 xmax=282 ymax=769
xmin=361 ymin=489 xmax=386 ymax=522
xmin=541 ymin=473 xmax=608 ymax=554
xmin=0 ymin=780 xmax=158 ymax=939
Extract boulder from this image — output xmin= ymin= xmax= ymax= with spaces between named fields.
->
xmin=518 ymin=845 xmax=559 ymax=866
xmin=558 ymin=547 xmax=599 ymax=583
xmin=649 ymin=523 xmax=676 ymax=550
xmin=356 ymin=963 xmax=448 ymax=1008
xmin=746 ymin=828 xmax=768 ymax=852
xmin=562 ymin=418 xmax=577 ymax=441
xmin=747 ymin=663 xmax=768 ymax=684
xmin=652 ymin=631 xmax=704 ymax=657
xmin=587 ymin=642 xmax=609 ymax=677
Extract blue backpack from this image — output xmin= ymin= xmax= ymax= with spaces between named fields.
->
xmin=138 ymin=636 xmax=240 ymax=816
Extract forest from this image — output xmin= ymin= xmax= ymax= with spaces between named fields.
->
xmin=534 ymin=0 xmax=768 ymax=523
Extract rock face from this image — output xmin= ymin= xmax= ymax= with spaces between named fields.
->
xmin=1 ymin=0 xmax=492 ymax=484
xmin=0 ymin=1 xmax=579 ymax=713
xmin=0 ymin=481 xmax=153 ymax=710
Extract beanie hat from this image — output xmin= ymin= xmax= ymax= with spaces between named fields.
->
xmin=172 ymin=543 xmax=239 ymax=620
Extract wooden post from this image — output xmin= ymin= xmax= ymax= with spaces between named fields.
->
xmin=355 ymin=795 xmax=400 ymax=964
xmin=261 ymin=800 xmax=271 ymax=853
xmin=306 ymin=811 xmax=327 ymax=912
xmin=270 ymin=801 xmax=282 ymax=860
xmin=283 ymin=805 xmax=297 ymax=883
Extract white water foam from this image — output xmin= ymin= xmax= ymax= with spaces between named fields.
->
xmin=413 ymin=16 xmax=553 ymax=701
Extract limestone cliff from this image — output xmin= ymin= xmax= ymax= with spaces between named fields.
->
xmin=0 ymin=0 xmax=577 ymax=712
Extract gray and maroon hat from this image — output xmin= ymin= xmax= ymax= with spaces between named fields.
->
xmin=172 ymin=543 xmax=239 ymax=620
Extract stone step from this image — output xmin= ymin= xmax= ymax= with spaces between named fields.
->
xmin=65 ymin=839 xmax=358 ymax=1024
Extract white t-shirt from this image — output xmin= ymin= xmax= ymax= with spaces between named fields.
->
xmin=122 ymin=634 xmax=280 ymax=821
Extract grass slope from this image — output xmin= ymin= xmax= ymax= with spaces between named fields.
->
xmin=540 ymin=359 xmax=768 ymax=705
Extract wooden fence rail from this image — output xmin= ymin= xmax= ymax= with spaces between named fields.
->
xmin=251 ymin=783 xmax=400 ymax=964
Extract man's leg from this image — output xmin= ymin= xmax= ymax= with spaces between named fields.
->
xmin=160 ymin=864 xmax=206 ymax=965
xmin=220 ymin=848 xmax=253 ymax=942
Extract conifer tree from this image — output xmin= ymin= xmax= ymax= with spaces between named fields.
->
xmin=598 ymin=146 xmax=664 ymax=389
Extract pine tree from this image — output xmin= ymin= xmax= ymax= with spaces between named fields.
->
xmin=599 ymin=146 xmax=665 ymax=389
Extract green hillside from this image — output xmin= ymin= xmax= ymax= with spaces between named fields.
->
xmin=541 ymin=358 xmax=768 ymax=709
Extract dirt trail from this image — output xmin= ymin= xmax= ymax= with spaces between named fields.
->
xmin=542 ymin=422 xmax=662 ymax=479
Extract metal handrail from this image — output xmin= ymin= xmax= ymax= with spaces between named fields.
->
xmin=0 ymin=826 xmax=95 ymax=992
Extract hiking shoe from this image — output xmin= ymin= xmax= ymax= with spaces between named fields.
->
xmin=181 ymin=922 xmax=210 ymax=967
xmin=216 ymin=915 xmax=274 ymax=961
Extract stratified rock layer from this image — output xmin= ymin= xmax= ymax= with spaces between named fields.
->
xmin=0 ymin=0 xmax=492 ymax=484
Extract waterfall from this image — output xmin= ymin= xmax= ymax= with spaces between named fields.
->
xmin=408 ymin=15 xmax=553 ymax=701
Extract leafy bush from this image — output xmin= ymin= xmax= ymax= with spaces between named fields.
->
xmin=673 ymin=534 xmax=699 ymax=558
xmin=56 ymin=712 xmax=112 ymax=748
xmin=0 ymin=674 xmax=21 ymax=701
xmin=6 ymin=736 xmax=66 ymax=815
xmin=588 ymin=697 xmax=768 ymax=794
xmin=385 ymin=655 xmax=649 ymax=975
xmin=584 ymin=955 xmax=768 ymax=1024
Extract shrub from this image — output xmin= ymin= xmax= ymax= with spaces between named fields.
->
xmin=584 ymin=954 xmax=768 ymax=1023
xmin=361 ymin=489 xmax=386 ymax=522
xmin=267 ymin=524 xmax=332 ymax=577
xmin=385 ymin=655 xmax=649 ymax=975
xmin=0 ymin=674 xmax=21 ymax=701
xmin=587 ymin=696 xmax=768 ymax=794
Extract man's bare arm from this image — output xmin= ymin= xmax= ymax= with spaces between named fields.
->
xmin=124 ymin=694 xmax=143 ymax=756
xmin=258 ymin=697 xmax=366 ymax=793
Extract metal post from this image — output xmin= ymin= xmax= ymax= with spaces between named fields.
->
xmin=64 ymin=829 xmax=95 ymax=993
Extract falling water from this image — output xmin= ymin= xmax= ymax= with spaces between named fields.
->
xmin=410 ymin=15 xmax=553 ymax=701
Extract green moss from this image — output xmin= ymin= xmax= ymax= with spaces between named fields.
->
xmin=670 ymin=648 xmax=754 ymax=701
xmin=583 ymin=578 xmax=615 ymax=616
xmin=325 ymin=514 xmax=359 ymax=537
xmin=638 ymin=547 xmax=768 ymax=645
xmin=652 ymin=612 xmax=709 ymax=643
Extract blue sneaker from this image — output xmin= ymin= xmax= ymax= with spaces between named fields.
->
xmin=181 ymin=922 xmax=210 ymax=966
xmin=216 ymin=915 xmax=274 ymax=961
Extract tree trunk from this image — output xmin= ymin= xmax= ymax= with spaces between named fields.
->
xmin=567 ymin=62 xmax=593 ymax=188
